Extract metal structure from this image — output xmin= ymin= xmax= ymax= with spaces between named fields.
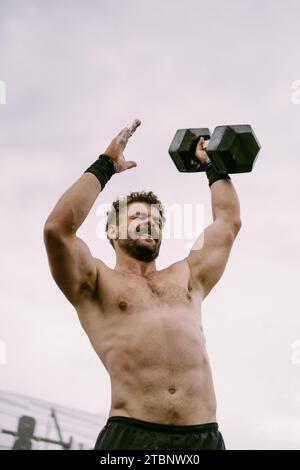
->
xmin=0 ymin=389 xmax=106 ymax=450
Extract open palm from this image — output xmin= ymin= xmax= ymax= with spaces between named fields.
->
xmin=104 ymin=118 xmax=141 ymax=172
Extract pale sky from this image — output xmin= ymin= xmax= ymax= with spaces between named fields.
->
xmin=0 ymin=0 xmax=300 ymax=450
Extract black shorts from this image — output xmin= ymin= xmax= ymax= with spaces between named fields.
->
xmin=94 ymin=416 xmax=226 ymax=450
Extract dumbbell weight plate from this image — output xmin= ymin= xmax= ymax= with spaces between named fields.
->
xmin=207 ymin=124 xmax=261 ymax=174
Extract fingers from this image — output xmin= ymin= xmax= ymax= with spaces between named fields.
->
xmin=198 ymin=136 xmax=206 ymax=148
xmin=196 ymin=137 xmax=208 ymax=152
xmin=127 ymin=118 xmax=141 ymax=136
xmin=125 ymin=160 xmax=137 ymax=170
xmin=117 ymin=118 xmax=141 ymax=144
xmin=195 ymin=136 xmax=210 ymax=162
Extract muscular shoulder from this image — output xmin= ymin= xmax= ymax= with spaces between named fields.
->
xmin=165 ymin=259 xmax=190 ymax=277
xmin=164 ymin=258 xmax=202 ymax=292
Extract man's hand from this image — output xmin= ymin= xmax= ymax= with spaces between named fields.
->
xmin=104 ymin=118 xmax=141 ymax=172
xmin=195 ymin=136 xmax=209 ymax=164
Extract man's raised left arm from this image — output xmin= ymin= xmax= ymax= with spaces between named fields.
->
xmin=186 ymin=137 xmax=242 ymax=299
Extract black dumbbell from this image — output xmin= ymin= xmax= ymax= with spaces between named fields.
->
xmin=168 ymin=124 xmax=261 ymax=174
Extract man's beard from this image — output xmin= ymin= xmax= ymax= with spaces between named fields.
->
xmin=118 ymin=236 xmax=161 ymax=262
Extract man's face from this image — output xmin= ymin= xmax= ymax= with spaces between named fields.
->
xmin=113 ymin=201 xmax=163 ymax=262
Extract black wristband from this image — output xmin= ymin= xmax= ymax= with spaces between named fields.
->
xmin=201 ymin=160 xmax=231 ymax=187
xmin=84 ymin=154 xmax=118 ymax=190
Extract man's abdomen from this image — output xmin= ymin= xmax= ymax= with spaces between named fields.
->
xmin=105 ymin=309 xmax=217 ymax=425
xmin=109 ymin=363 xmax=217 ymax=425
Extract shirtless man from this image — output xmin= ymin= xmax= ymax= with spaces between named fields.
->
xmin=43 ymin=119 xmax=241 ymax=450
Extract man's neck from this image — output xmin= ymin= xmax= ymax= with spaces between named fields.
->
xmin=115 ymin=254 xmax=157 ymax=277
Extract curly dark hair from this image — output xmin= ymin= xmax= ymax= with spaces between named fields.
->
xmin=105 ymin=191 xmax=166 ymax=249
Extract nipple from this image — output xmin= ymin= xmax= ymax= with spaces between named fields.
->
xmin=118 ymin=301 xmax=128 ymax=311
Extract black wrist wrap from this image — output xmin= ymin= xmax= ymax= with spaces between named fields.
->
xmin=201 ymin=160 xmax=231 ymax=187
xmin=84 ymin=154 xmax=117 ymax=190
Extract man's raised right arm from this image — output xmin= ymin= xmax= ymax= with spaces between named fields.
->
xmin=43 ymin=119 xmax=141 ymax=306
xmin=43 ymin=172 xmax=102 ymax=306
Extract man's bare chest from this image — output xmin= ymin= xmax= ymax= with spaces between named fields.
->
xmin=98 ymin=269 xmax=202 ymax=314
